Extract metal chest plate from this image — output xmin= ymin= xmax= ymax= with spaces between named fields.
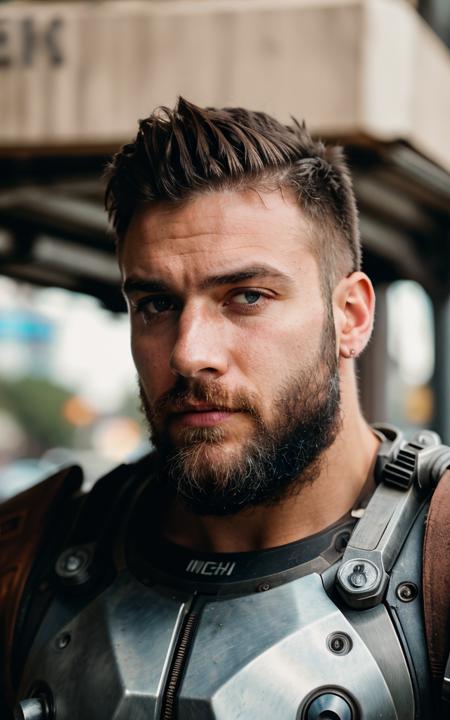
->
xmin=18 ymin=569 xmax=414 ymax=719
xmin=19 ymin=572 xmax=189 ymax=720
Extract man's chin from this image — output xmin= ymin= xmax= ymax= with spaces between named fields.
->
xmin=168 ymin=426 xmax=226 ymax=448
xmin=167 ymin=435 xmax=245 ymax=472
xmin=157 ymin=437 xmax=254 ymax=514
xmin=167 ymin=417 xmax=254 ymax=450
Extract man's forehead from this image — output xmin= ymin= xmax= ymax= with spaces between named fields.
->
xmin=119 ymin=189 xmax=315 ymax=289
xmin=124 ymin=188 xmax=309 ymax=248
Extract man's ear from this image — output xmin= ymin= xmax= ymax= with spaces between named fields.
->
xmin=333 ymin=272 xmax=375 ymax=359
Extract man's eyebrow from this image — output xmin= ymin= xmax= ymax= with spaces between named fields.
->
xmin=199 ymin=264 xmax=294 ymax=290
xmin=122 ymin=264 xmax=294 ymax=297
xmin=122 ymin=277 xmax=170 ymax=297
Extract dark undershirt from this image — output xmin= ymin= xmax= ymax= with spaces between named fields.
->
xmin=144 ymin=513 xmax=356 ymax=583
xmin=126 ymin=473 xmax=376 ymax=591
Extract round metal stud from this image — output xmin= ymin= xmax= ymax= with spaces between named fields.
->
xmin=55 ymin=545 xmax=93 ymax=586
xmin=334 ymin=531 xmax=350 ymax=553
xmin=14 ymin=698 xmax=47 ymax=720
xmin=327 ymin=631 xmax=353 ymax=656
xmin=337 ymin=558 xmax=380 ymax=595
xmin=55 ymin=632 xmax=71 ymax=650
xmin=305 ymin=692 xmax=353 ymax=720
xmin=396 ymin=581 xmax=418 ymax=603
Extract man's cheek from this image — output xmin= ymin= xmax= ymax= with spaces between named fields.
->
xmin=130 ymin=332 xmax=143 ymax=368
xmin=131 ymin=338 xmax=156 ymax=377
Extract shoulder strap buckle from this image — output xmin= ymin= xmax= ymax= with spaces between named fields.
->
xmin=337 ymin=426 xmax=450 ymax=610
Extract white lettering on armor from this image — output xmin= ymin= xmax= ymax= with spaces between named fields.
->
xmin=185 ymin=559 xmax=236 ymax=576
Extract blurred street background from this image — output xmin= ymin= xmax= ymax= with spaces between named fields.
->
xmin=0 ymin=0 xmax=449 ymax=498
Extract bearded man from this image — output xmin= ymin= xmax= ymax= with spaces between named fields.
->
xmin=2 ymin=98 xmax=450 ymax=720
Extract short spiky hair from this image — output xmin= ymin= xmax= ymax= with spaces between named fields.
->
xmin=105 ymin=97 xmax=361 ymax=288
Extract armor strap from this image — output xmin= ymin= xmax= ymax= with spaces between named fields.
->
xmin=0 ymin=466 xmax=82 ymax=706
xmin=423 ymin=468 xmax=450 ymax=714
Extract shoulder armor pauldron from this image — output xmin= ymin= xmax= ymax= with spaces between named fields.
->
xmin=0 ymin=466 xmax=82 ymax=707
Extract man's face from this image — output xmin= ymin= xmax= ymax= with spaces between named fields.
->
xmin=121 ymin=189 xmax=341 ymax=515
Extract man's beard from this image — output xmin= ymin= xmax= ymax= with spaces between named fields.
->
xmin=139 ymin=314 xmax=341 ymax=517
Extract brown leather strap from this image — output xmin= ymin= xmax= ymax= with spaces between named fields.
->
xmin=0 ymin=466 xmax=82 ymax=706
xmin=423 ymin=468 xmax=450 ymax=685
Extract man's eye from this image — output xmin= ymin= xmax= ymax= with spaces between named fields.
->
xmin=137 ymin=296 xmax=176 ymax=317
xmin=232 ymin=291 xmax=263 ymax=305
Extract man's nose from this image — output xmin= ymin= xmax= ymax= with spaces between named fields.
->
xmin=169 ymin=303 xmax=229 ymax=379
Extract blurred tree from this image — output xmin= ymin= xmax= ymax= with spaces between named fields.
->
xmin=0 ymin=377 xmax=75 ymax=454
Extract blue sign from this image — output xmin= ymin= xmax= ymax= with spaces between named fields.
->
xmin=0 ymin=311 xmax=54 ymax=342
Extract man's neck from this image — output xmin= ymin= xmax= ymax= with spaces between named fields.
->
xmin=160 ymin=416 xmax=380 ymax=554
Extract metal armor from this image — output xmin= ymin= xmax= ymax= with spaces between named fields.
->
xmin=7 ymin=426 xmax=450 ymax=720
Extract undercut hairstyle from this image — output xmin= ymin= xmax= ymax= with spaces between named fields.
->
xmin=105 ymin=97 xmax=361 ymax=291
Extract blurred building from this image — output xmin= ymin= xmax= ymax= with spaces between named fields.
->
xmin=0 ymin=0 xmax=450 ymax=438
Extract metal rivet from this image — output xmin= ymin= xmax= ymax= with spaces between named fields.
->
xmin=396 ymin=582 xmax=418 ymax=603
xmin=348 ymin=563 xmax=367 ymax=588
xmin=55 ymin=632 xmax=71 ymax=650
xmin=327 ymin=632 xmax=353 ymax=655
xmin=334 ymin=531 xmax=350 ymax=553
xmin=338 ymin=557 xmax=380 ymax=595
xmin=64 ymin=554 xmax=82 ymax=572
xmin=257 ymin=582 xmax=271 ymax=592
xmin=305 ymin=692 xmax=353 ymax=720
xmin=55 ymin=545 xmax=93 ymax=586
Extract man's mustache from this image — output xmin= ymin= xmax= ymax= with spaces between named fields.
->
xmin=150 ymin=378 xmax=258 ymax=420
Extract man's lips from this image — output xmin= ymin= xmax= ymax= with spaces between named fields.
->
xmin=170 ymin=405 xmax=236 ymax=428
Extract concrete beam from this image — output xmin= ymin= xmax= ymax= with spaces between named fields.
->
xmin=0 ymin=0 xmax=449 ymax=173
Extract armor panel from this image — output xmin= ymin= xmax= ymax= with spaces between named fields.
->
xmin=18 ymin=569 xmax=414 ymax=720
